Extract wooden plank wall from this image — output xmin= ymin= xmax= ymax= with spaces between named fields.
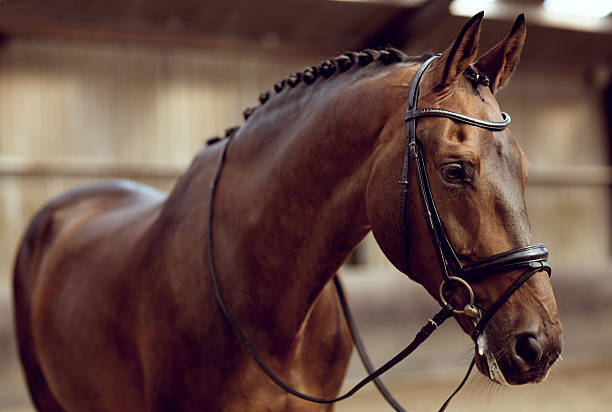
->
xmin=504 ymin=69 xmax=611 ymax=265
xmin=0 ymin=37 xmax=315 ymax=286
xmin=0 ymin=36 xmax=610 ymax=290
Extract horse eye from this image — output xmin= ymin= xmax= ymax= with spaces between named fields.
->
xmin=441 ymin=163 xmax=468 ymax=183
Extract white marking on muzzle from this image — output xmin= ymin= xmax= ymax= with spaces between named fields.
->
xmin=477 ymin=333 xmax=510 ymax=386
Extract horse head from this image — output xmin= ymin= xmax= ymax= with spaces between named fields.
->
xmin=367 ymin=13 xmax=563 ymax=386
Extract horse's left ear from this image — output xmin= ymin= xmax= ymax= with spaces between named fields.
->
xmin=435 ymin=12 xmax=484 ymax=90
xmin=475 ymin=14 xmax=527 ymax=94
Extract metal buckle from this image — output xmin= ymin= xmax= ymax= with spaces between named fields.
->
xmin=439 ymin=276 xmax=479 ymax=318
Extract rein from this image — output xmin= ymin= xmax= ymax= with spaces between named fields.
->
xmin=206 ymin=54 xmax=551 ymax=411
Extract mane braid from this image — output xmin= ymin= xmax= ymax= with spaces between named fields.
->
xmin=205 ymin=47 xmax=430 ymax=146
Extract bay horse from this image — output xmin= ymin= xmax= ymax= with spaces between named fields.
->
xmin=14 ymin=13 xmax=562 ymax=411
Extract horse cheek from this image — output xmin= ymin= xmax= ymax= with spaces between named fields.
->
xmin=365 ymin=154 xmax=408 ymax=275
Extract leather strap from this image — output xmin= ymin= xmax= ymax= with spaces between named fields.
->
xmin=398 ymin=55 xmax=439 ymax=236
xmin=413 ymin=137 xmax=462 ymax=279
xmin=459 ymin=243 xmax=549 ymax=282
xmin=472 ymin=261 xmax=551 ymax=339
xmin=405 ymin=109 xmax=511 ymax=131
xmin=332 ymin=276 xmax=405 ymax=411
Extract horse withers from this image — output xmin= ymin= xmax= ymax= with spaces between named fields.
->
xmin=14 ymin=12 xmax=562 ymax=411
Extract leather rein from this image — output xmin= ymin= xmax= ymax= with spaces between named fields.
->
xmin=206 ymin=54 xmax=551 ymax=411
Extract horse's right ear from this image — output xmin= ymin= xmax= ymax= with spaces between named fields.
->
xmin=434 ymin=12 xmax=484 ymax=90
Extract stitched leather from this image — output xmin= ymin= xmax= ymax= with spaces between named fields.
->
xmin=405 ymin=108 xmax=511 ymax=130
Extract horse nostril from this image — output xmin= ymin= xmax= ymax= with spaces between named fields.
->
xmin=515 ymin=334 xmax=543 ymax=367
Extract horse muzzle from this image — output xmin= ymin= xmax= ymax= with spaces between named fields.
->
xmin=475 ymin=319 xmax=563 ymax=385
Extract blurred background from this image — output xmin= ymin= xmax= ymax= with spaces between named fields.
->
xmin=0 ymin=0 xmax=611 ymax=411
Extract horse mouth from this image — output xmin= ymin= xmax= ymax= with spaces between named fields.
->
xmin=474 ymin=333 xmax=556 ymax=386
xmin=475 ymin=334 xmax=511 ymax=385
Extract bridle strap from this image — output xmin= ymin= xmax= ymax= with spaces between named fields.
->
xmin=399 ymin=55 xmax=437 ymax=234
xmin=472 ymin=261 xmax=551 ymax=339
xmin=405 ymin=109 xmax=511 ymax=131
xmin=460 ymin=243 xmax=549 ymax=282
xmin=402 ymin=54 xmax=459 ymax=278
xmin=332 ymin=275 xmax=405 ymax=411
xmin=412 ymin=137 xmax=461 ymax=278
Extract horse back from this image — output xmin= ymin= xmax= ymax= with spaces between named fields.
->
xmin=16 ymin=179 xmax=164 ymax=291
xmin=13 ymin=180 xmax=165 ymax=411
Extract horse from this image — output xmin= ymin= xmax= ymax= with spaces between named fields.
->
xmin=13 ymin=12 xmax=563 ymax=411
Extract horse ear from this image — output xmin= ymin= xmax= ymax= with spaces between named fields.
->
xmin=475 ymin=14 xmax=526 ymax=94
xmin=436 ymin=12 xmax=484 ymax=89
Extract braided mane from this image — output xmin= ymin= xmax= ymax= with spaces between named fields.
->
xmin=206 ymin=47 xmax=431 ymax=145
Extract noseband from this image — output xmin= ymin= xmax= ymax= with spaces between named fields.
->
xmin=206 ymin=54 xmax=551 ymax=411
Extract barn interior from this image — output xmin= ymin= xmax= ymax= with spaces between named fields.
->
xmin=0 ymin=0 xmax=611 ymax=410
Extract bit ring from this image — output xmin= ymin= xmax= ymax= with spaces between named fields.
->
xmin=439 ymin=276 xmax=477 ymax=317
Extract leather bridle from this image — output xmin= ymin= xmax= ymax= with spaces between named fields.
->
xmin=206 ymin=54 xmax=551 ymax=411
xmin=399 ymin=54 xmax=550 ymax=335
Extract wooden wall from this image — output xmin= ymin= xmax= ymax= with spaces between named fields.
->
xmin=0 ymin=37 xmax=315 ymax=286
xmin=505 ymin=69 xmax=611 ymax=264
xmin=0 ymin=36 xmax=610 ymax=290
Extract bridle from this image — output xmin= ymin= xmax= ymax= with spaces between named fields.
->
xmin=206 ymin=54 xmax=551 ymax=411
xmin=400 ymin=54 xmax=550 ymax=338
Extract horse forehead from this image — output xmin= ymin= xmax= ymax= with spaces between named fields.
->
xmin=468 ymin=129 xmax=525 ymax=182
xmin=408 ymin=71 xmax=524 ymax=171
xmin=427 ymin=118 xmax=518 ymax=158
xmin=424 ymin=84 xmax=520 ymax=157
xmin=421 ymin=72 xmax=501 ymax=115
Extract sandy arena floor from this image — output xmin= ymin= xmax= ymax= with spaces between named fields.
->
xmin=336 ymin=361 xmax=612 ymax=412
xmin=2 ymin=361 xmax=612 ymax=411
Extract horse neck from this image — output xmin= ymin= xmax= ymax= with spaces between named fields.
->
xmin=164 ymin=66 xmax=407 ymax=350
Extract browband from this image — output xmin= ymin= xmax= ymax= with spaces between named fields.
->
xmin=404 ymin=109 xmax=511 ymax=131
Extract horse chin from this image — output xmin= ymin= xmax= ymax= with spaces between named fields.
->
xmin=475 ymin=334 xmax=511 ymax=386
xmin=474 ymin=333 xmax=552 ymax=386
